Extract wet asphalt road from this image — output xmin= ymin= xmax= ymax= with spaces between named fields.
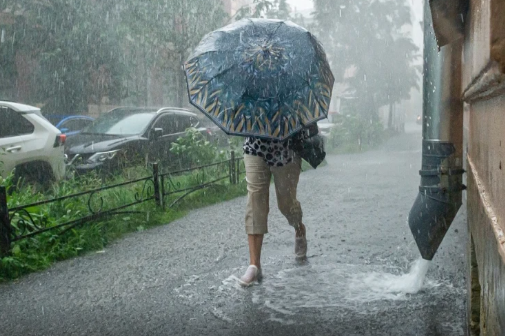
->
xmin=0 ymin=123 xmax=468 ymax=336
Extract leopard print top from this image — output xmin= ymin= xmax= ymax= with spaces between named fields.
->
xmin=243 ymin=130 xmax=309 ymax=167
xmin=243 ymin=137 xmax=294 ymax=167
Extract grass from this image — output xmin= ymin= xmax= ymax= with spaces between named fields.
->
xmin=0 ymin=164 xmax=247 ymax=282
xmin=0 ymin=152 xmax=327 ymax=282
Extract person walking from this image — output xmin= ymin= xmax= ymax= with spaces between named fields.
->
xmin=183 ymin=18 xmax=334 ymax=286
xmin=238 ymin=134 xmax=308 ymax=287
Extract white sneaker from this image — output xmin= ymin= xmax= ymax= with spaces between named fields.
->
xmin=238 ymin=265 xmax=262 ymax=287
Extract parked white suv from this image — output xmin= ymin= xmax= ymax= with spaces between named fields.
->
xmin=0 ymin=101 xmax=66 ymax=183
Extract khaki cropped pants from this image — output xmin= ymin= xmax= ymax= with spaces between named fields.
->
xmin=244 ymin=154 xmax=303 ymax=235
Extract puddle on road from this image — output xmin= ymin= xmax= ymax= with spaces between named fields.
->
xmin=174 ymin=259 xmax=463 ymax=327
xmin=248 ymin=259 xmax=444 ymax=314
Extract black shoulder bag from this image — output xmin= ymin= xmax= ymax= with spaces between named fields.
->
xmin=292 ymin=123 xmax=326 ymax=169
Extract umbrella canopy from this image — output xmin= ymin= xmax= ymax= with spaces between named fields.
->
xmin=184 ymin=18 xmax=334 ymax=141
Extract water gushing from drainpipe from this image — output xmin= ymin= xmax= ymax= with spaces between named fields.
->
xmin=408 ymin=0 xmax=466 ymax=261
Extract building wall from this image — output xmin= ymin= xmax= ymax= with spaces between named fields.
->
xmin=462 ymin=0 xmax=505 ymax=334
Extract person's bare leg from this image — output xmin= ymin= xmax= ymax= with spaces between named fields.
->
xmin=248 ymin=234 xmax=264 ymax=268
xmin=295 ymin=223 xmax=306 ymax=238
xmin=295 ymin=223 xmax=307 ymax=259
xmin=239 ymin=234 xmax=264 ymax=286
xmin=241 ymin=155 xmax=269 ymax=286
xmin=271 ymin=157 xmax=306 ymax=259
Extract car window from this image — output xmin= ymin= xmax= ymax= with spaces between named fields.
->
xmin=189 ymin=116 xmax=199 ymax=128
xmin=60 ymin=119 xmax=93 ymax=132
xmin=83 ymin=111 xmax=155 ymax=135
xmin=175 ymin=115 xmax=193 ymax=133
xmin=153 ymin=115 xmax=177 ymax=135
xmin=152 ymin=114 xmax=195 ymax=135
xmin=0 ymin=107 xmax=35 ymax=138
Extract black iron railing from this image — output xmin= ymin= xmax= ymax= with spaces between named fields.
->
xmin=0 ymin=152 xmax=243 ymax=256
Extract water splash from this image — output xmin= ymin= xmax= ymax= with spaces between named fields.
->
xmin=175 ymin=260 xmax=460 ymax=326
xmin=348 ymin=258 xmax=435 ymax=302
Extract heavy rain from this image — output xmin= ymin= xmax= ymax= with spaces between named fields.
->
xmin=2 ymin=0 xmax=501 ymax=335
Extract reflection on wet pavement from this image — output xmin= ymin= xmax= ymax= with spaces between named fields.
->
xmin=174 ymin=254 xmax=465 ymax=334
xmin=0 ymin=127 xmax=467 ymax=336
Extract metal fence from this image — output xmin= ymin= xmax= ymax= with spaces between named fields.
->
xmin=0 ymin=153 xmax=244 ymax=256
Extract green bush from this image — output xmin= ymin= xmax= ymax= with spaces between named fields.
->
xmin=326 ymin=114 xmax=387 ymax=153
xmin=1 ymin=172 xmax=106 ymax=279
xmin=170 ymin=128 xmax=227 ymax=169
xmin=227 ymin=136 xmax=244 ymax=152
xmin=1 ymin=126 xmax=336 ymax=281
xmin=0 ymin=154 xmax=246 ymax=281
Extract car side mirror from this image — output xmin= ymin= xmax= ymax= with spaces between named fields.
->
xmin=60 ymin=127 xmax=69 ymax=134
xmin=151 ymin=128 xmax=163 ymax=140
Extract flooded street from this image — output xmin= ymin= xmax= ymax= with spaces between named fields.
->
xmin=0 ymin=123 xmax=468 ymax=336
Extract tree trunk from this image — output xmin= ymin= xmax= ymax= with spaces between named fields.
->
xmin=388 ymin=103 xmax=394 ymax=130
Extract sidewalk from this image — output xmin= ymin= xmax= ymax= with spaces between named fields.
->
xmin=0 ymin=126 xmax=468 ymax=336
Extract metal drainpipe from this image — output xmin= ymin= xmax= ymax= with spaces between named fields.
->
xmin=408 ymin=0 xmax=465 ymax=261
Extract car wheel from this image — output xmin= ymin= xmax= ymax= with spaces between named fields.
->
xmin=14 ymin=161 xmax=55 ymax=188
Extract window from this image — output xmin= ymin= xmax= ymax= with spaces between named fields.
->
xmin=83 ymin=110 xmax=155 ymax=135
xmin=189 ymin=116 xmax=199 ymax=128
xmin=59 ymin=118 xmax=93 ymax=132
xmin=174 ymin=115 xmax=193 ymax=133
xmin=0 ymin=107 xmax=35 ymax=138
xmin=152 ymin=114 xmax=196 ymax=135
xmin=153 ymin=115 xmax=178 ymax=135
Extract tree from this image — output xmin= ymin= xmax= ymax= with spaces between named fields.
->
xmin=123 ymin=0 xmax=228 ymax=107
xmin=234 ymin=0 xmax=307 ymax=27
xmin=1 ymin=0 xmax=228 ymax=111
xmin=0 ymin=1 xmax=19 ymax=99
xmin=235 ymin=0 xmax=274 ymax=19
xmin=1 ymin=0 xmax=127 ymax=114
xmin=266 ymin=0 xmax=291 ymax=20
xmin=312 ymin=0 xmax=420 ymax=128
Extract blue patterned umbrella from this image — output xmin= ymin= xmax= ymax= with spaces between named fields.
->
xmin=184 ymin=18 xmax=334 ymax=141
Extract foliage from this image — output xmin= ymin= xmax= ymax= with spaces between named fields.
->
xmin=312 ymin=0 xmax=420 ymax=123
xmin=170 ymin=128 xmax=226 ymax=169
xmin=325 ymin=114 xmax=386 ymax=153
xmin=235 ymin=0 xmax=305 ymax=25
xmin=0 ymin=0 xmax=228 ymax=109
xmin=0 ymin=123 xmax=334 ymax=281
xmin=0 ymin=156 xmax=247 ymax=281
xmin=1 ymin=1 xmax=127 ymax=113
xmin=226 ymin=136 xmax=244 ymax=152
xmin=115 ymin=0 xmax=229 ymax=107
xmin=235 ymin=0 xmax=275 ymax=19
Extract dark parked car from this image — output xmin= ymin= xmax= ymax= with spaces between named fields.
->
xmin=197 ymin=116 xmax=229 ymax=147
xmin=65 ymin=107 xmax=211 ymax=173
